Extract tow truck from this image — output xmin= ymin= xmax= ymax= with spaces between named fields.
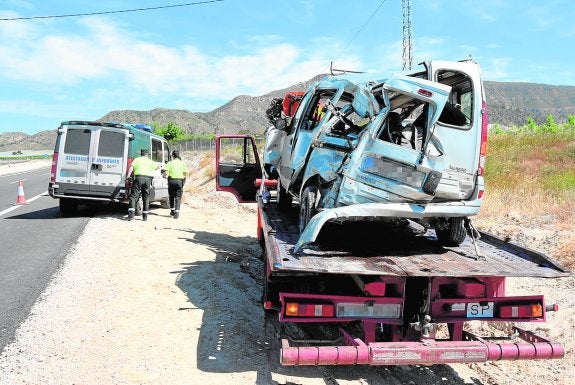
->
xmin=215 ymin=134 xmax=567 ymax=366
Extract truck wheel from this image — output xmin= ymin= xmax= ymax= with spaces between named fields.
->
xmin=59 ymin=198 xmax=78 ymax=217
xmin=435 ymin=217 xmax=466 ymax=245
xmin=277 ymin=181 xmax=293 ymax=210
xmin=299 ymin=186 xmax=318 ymax=234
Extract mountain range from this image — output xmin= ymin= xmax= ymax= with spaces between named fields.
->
xmin=2 ymin=76 xmax=575 ymax=152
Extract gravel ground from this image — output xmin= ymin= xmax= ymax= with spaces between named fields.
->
xmin=0 ymin=158 xmax=572 ymax=385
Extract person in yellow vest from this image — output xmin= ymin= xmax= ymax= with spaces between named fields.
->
xmin=127 ymin=148 xmax=160 ymax=221
xmin=163 ymin=150 xmax=188 ymax=219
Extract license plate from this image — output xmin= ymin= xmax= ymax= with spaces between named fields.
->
xmin=466 ymin=302 xmax=494 ymax=318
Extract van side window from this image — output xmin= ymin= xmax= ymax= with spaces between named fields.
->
xmin=162 ymin=144 xmax=170 ymax=162
xmin=436 ymin=70 xmax=473 ymax=128
xmin=151 ymin=138 xmax=163 ymax=162
xmin=64 ymin=129 xmax=91 ymax=155
xmin=98 ymin=131 xmax=124 ymax=157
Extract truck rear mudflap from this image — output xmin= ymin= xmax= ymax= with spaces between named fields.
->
xmin=280 ymin=327 xmax=564 ymax=366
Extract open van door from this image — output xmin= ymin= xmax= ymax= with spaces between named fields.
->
xmin=216 ymin=135 xmax=261 ymax=203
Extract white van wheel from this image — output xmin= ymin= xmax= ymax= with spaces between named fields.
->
xmin=59 ymin=198 xmax=78 ymax=217
xmin=160 ymin=199 xmax=170 ymax=209
xmin=434 ymin=217 xmax=466 ymax=246
xmin=135 ymin=198 xmax=143 ymax=216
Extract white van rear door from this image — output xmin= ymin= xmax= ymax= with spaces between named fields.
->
xmin=89 ymin=127 xmax=129 ymax=192
xmin=427 ymin=61 xmax=484 ymax=200
xmin=56 ymin=126 xmax=93 ymax=186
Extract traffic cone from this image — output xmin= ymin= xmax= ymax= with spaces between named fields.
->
xmin=15 ymin=180 xmax=28 ymax=205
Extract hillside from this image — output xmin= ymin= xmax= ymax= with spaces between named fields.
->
xmin=97 ymin=79 xmax=575 ymax=136
xmin=0 ymin=130 xmax=58 ymax=152
xmin=2 ymin=77 xmax=575 ymax=150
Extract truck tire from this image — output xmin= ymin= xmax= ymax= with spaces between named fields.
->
xmin=277 ymin=181 xmax=293 ymax=210
xmin=299 ymin=186 xmax=318 ymax=234
xmin=435 ymin=217 xmax=466 ymax=246
xmin=59 ymin=198 xmax=78 ymax=217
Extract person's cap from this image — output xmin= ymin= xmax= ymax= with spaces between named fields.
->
xmin=141 ymin=148 xmax=149 ymax=155
xmin=172 ymin=150 xmax=180 ymax=157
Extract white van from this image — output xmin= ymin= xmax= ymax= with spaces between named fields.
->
xmin=48 ymin=121 xmax=171 ymax=216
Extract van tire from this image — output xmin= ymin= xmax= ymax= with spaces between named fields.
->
xmin=160 ymin=199 xmax=170 ymax=209
xmin=135 ymin=198 xmax=143 ymax=216
xmin=59 ymin=198 xmax=78 ymax=217
xmin=299 ymin=186 xmax=318 ymax=234
xmin=435 ymin=217 xmax=466 ymax=246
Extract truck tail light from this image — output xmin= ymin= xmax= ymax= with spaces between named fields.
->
xmin=478 ymin=100 xmax=488 ymax=177
xmin=285 ymin=303 xmax=335 ymax=317
xmin=50 ymin=152 xmax=58 ymax=183
xmin=499 ymin=303 xmax=543 ymax=319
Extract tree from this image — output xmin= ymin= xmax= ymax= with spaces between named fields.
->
xmin=525 ymin=116 xmax=540 ymax=133
xmin=541 ymin=114 xmax=558 ymax=133
xmin=154 ymin=122 xmax=185 ymax=141
xmin=565 ymin=115 xmax=575 ymax=133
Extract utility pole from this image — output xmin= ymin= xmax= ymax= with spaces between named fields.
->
xmin=402 ymin=0 xmax=413 ymax=70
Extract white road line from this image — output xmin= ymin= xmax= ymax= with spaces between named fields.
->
xmin=9 ymin=179 xmax=28 ymax=184
xmin=0 ymin=191 xmax=49 ymax=218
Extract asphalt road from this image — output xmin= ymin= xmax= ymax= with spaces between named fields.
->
xmin=0 ymin=166 xmax=90 ymax=353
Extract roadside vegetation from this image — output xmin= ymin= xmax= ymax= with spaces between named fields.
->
xmin=483 ymin=115 xmax=575 ymax=219
xmin=481 ymin=115 xmax=575 ymax=265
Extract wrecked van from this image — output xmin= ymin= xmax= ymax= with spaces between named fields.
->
xmin=263 ymin=59 xmax=488 ymax=252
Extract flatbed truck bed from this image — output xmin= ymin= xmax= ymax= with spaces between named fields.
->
xmin=261 ymin=199 xmax=567 ymax=279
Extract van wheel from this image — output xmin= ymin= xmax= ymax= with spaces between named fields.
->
xmin=435 ymin=217 xmax=466 ymax=246
xmin=135 ymin=198 xmax=143 ymax=216
xmin=160 ymin=199 xmax=170 ymax=209
xmin=277 ymin=181 xmax=293 ymax=210
xmin=299 ymin=186 xmax=318 ymax=234
xmin=59 ymin=198 xmax=78 ymax=217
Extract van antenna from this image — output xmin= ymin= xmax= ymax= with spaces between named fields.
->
xmin=330 ymin=61 xmax=365 ymax=76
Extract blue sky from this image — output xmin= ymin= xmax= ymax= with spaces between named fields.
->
xmin=1 ymin=0 xmax=574 ymax=134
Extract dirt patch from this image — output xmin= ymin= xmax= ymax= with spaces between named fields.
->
xmin=0 ymin=155 xmax=573 ymax=385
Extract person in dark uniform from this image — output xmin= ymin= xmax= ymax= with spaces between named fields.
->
xmin=163 ymin=150 xmax=188 ymax=219
xmin=127 ymin=148 xmax=159 ymax=221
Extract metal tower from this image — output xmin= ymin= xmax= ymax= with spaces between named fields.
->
xmin=402 ymin=0 xmax=412 ymax=70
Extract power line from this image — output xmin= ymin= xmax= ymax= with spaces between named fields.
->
xmin=331 ymin=0 xmax=387 ymax=64
xmin=0 ymin=0 xmax=224 ymax=21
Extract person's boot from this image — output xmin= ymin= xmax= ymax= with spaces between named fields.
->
xmin=128 ymin=212 xmax=134 ymax=221
xmin=142 ymin=213 xmax=148 ymax=221
xmin=173 ymin=212 xmax=179 ymax=219
xmin=170 ymin=209 xmax=175 ymax=217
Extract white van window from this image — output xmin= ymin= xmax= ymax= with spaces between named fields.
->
xmin=64 ymin=129 xmax=90 ymax=155
xmin=151 ymin=138 xmax=163 ymax=162
xmin=436 ymin=70 xmax=473 ymax=129
xmin=98 ymin=131 xmax=125 ymax=157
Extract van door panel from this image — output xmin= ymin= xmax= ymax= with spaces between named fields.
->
xmin=57 ymin=128 xmax=92 ymax=187
xmin=427 ymin=62 xmax=483 ymax=199
xmin=89 ymin=128 xmax=129 ymax=194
